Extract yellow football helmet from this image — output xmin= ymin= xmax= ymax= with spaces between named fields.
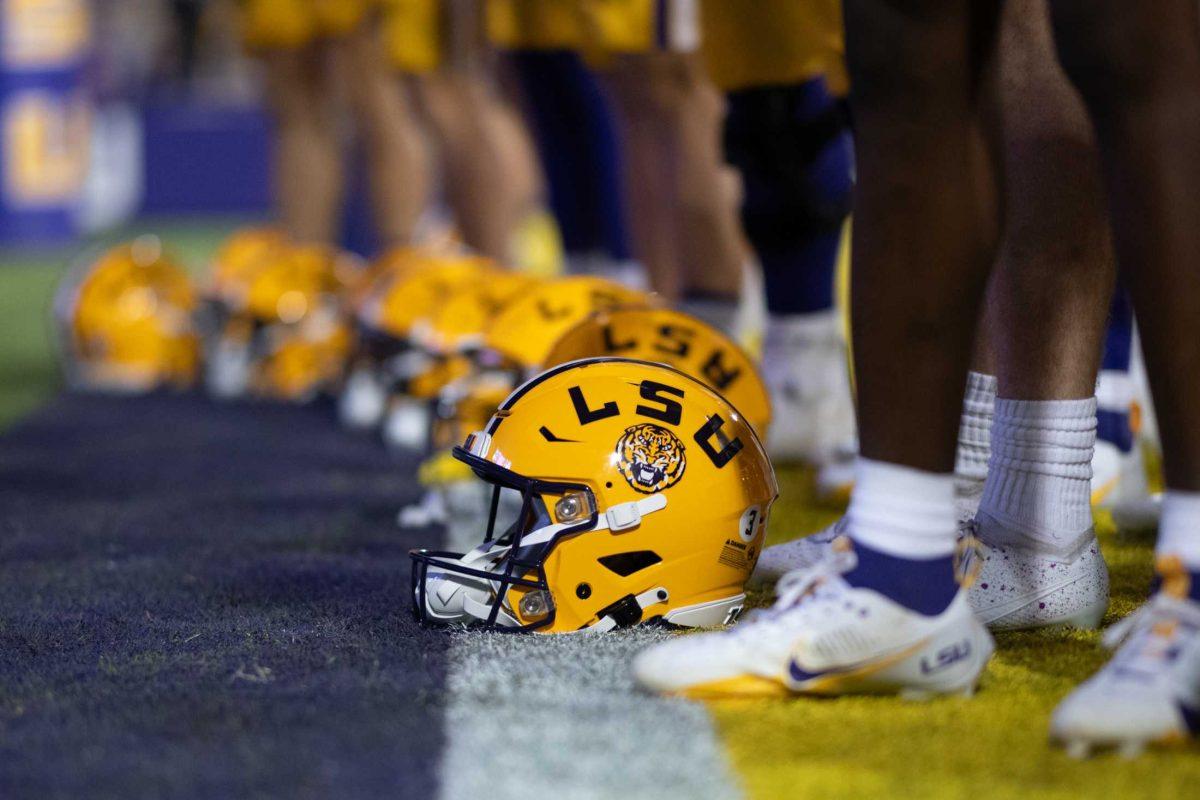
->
xmin=414 ymin=270 xmax=538 ymax=357
xmin=205 ymin=226 xmax=288 ymax=309
xmin=343 ymin=244 xmax=448 ymax=313
xmin=206 ymin=243 xmax=351 ymax=401
xmin=482 ymin=275 xmax=653 ymax=372
xmin=411 ymin=357 xmax=778 ymax=633
xmin=415 ymin=274 xmax=636 ymax=455
xmin=545 ymin=307 xmax=773 ymax=436
xmin=55 ymin=236 xmax=200 ymax=393
xmin=342 ymin=254 xmax=501 ymax=442
xmin=360 ymin=253 xmax=501 ymax=347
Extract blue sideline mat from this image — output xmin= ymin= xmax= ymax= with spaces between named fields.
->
xmin=0 ymin=393 xmax=446 ymax=799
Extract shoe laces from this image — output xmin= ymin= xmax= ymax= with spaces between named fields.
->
xmin=734 ymin=541 xmax=859 ymax=638
xmin=1102 ymin=593 xmax=1200 ymax=651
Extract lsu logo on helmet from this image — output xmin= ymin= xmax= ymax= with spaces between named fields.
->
xmin=616 ymin=423 xmax=686 ymax=493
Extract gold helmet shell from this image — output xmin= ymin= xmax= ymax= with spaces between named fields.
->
xmin=357 ymin=254 xmax=496 ymax=342
xmin=55 ymin=236 xmax=199 ymax=392
xmin=411 ymin=358 xmax=778 ymax=633
xmin=206 ymin=226 xmax=288 ymax=309
xmin=207 ymin=242 xmax=351 ymax=402
xmin=416 ymin=269 xmax=538 ymax=356
xmin=544 ymin=307 xmax=772 ymax=436
xmin=482 ymin=276 xmax=653 ymax=370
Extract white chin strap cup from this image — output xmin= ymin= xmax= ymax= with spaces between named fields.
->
xmin=600 ymin=494 xmax=667 ymax=532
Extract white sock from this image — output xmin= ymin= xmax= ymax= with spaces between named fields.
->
xmin=977 ymin=397 xmax=1096 ymax=556
xmin=955 ymin=372 xmax=996 ymax=484
xmin=846 ymin=458 xmax=958 ymax=559
xmin=762 ymin=310 xmax=846 ymax=396
xmin=1156 ymin=491 xmax=1200 ymax=572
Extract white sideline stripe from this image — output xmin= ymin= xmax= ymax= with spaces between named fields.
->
xmin=437 ymin=629 xmax=742 ymax=800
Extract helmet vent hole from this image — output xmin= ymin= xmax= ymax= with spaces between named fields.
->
xmin=605 ymin=481 xmax=613 ymax=489
xmin=597 ymin=551 xmax=662 ymax=577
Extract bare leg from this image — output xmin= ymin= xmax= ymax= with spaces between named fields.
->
xmin=1048 ymin=0 xmax=1200 ymax=753
xmin=1051 ymin=0 xmax=1200 ymax=491
xmin=415 ymin=70 xmax=528 ymax=261
xmin=602 ymin=52 xmax=746 ymax=303
xmin=989 ymin=0 xmax=1115 ymax=401
xmin=847 ymin=0 xmax=1002 ymax=473
xmin=336 ymin=25 xmax=430 ymax=248
xmin=263 ymin=46 xmax=344 ymax=244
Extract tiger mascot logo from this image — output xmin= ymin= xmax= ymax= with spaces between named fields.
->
xmin=615 ymin=423 xmax=686 ymax=494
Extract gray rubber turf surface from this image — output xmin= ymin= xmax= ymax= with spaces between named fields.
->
xmin=0 ymin=393 xmax=447 ymax=799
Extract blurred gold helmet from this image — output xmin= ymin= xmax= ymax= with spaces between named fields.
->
xmin=343 ymin=244 xmax=448 ymax=312
xmin=55 ymin=236 xmax=199 ymax=393
xmin=357 ymin=255 xmax=496 ymax=346
xmin=411 ymin=358 xmax=778 ymax=633
xmin=341 ymin=254 xmax=501 ymax=442
xmin=205 ymin=226 xmax=288 ymax=309
xmin=206 ymin=242 xmax=351 ymax=402
xmin=482 ymin=276 xmax=653 ymax=371
xmin=349 ymin=255 xmax=498 ymax=398
xmin=545 ymin=307 xmax=772 ymax=436
xmin=414 ymin=270 xmax=538 ymax=357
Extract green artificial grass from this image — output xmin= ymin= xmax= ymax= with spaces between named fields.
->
xmin=0 ymin=216 xmax=247 ymax=428
xmin=719 ymin=465 xmax=1196 ymax=800
xmin=0 ymin=256 xmax=67 ymax=425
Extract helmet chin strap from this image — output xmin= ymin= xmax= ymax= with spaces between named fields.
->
xmin=589 ymin=587 xmax=670 ymax=632
xmin=436 ymin=494 xmax=671 ymax=628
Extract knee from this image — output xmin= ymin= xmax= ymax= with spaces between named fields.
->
xmin=263 ymin=50 xmax=328 ymax=123
xmin=725 ymin=84 xmax=853 ymax=248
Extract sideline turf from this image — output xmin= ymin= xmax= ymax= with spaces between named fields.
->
xmin=0 ymin=393 xmax=447 ymax=799
xmin=717 ymin=469 xmax=1198 ymax=799
xmin=3 ymin=217 xmax=1197 ymax=797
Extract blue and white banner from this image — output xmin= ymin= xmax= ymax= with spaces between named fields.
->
xmin=0 ymin=0 xmax=91 ymax=244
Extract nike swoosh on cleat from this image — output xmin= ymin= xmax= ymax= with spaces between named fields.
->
xmin=787 ymin=640 xmax=928 ymax=690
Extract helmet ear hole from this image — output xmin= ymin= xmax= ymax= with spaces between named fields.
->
xmin=597 ymin=551 xmax=663 ymax=577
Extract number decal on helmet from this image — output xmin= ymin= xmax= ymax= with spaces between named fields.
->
xmin=616 ymin=423 xmax=687 ymax=494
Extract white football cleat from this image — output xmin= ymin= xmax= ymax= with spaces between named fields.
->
xmin=761 ymin=312 xmax=856 ymax=465
xmin=750 ymin=519 xmax=844 ymax=586
xmin=752 ymin=476 xmax=983 ymax=588
xmin=1092 ymin=438 xmax=1162 ymax=530
xmin=382 ymin=399 xmax=432 ymax=451
xmin=1051 ymin=592 xmax=1200 ymax=758
xmin=758 ymin=514 xmax=1109 ymax=632
xmin=205 ymin=339 xmax=252 ymax=400
xmin=635 ymin=541 xmax=993 ymax=699
xmin=965 ymin=517 xmax=1109 ymax=631
xmin=339 ymin=367 xmax=388 ymax=430
xmin=397 ymin=489 xmax=449 ymax=529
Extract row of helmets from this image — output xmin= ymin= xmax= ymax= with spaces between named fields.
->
xmin=51 ymin=227 xmax=780 ymax=633
xmin=53 ymin=225 xmax=772 ymax=442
